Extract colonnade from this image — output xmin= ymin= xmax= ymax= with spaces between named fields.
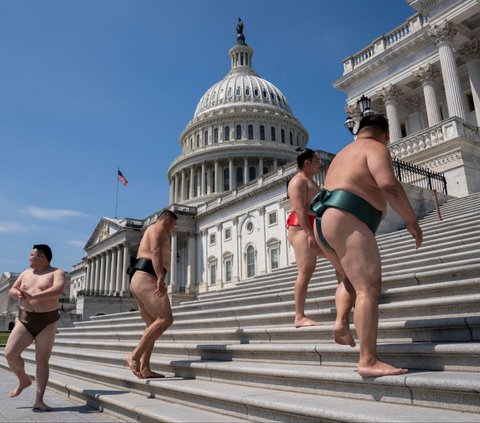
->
xmin=169 ymin=157 xmax=281 ymax=204
xmin=83 ymin=243 xmax=131 ymax=296
xmin=363 ymin=21 xmax=480 ymax=143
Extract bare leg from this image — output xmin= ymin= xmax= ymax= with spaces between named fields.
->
xmin=321 ymin=209 xmax=406 ymax=377
xmin=288 ymin=227 xmax=319 ymax=327
xmin=32 ymin=321 xmax=57 ymax=410
xmin=127 ymin=273 xmax=173 ymax=378
xmin=334 ymin=279 xmax=356 ymax=347
xmin=4 ymin=322 xmax=33 ymax=397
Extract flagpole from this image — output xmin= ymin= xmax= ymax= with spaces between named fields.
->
xmin=115 ymin=168 xmax=119 ymax=219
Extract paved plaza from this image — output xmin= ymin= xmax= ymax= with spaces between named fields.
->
xmin=0 ymin=366 xmax=129 ymax=423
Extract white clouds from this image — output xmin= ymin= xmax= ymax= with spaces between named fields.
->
xmin=21 ymin=207 xmax=89 ymax=220
xmin=0 ymin=222 xmax=34 ymax=233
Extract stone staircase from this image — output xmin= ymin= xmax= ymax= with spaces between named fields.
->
xmin=1 ymin=192 xmax=480 ymax=422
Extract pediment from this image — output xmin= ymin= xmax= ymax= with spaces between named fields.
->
xmin=84 ymin=218 xmax=123 ymax=250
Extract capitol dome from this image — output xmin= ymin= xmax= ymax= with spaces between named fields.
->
xmin=168 ymin=20 xmax=309 ymax=207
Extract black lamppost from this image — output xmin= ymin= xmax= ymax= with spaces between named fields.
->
xmin=344 ymin=94 xmax=374 ymax=134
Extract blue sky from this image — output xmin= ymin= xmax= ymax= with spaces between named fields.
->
xmin=0 ymin=0 xmax=415 ymax=272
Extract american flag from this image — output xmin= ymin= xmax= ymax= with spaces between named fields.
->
xmin=117 ymin=170 xmax=128 ymax=187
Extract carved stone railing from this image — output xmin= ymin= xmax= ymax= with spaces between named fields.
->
xmin=342 ymin=13 xmax=428 ymax=74
xmin=389 ymin=117 xmax=480 ymax=160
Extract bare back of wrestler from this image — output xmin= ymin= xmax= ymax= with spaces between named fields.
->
xmin=315 ymin=114 xmax=422 ymax=377
xmin=125 ymin=210 xmax=177 ymax=379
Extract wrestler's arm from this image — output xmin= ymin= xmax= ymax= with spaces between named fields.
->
xmin=149 ymin=225 xmax=167 ymax=296
xmin=9 ymin=272 xmax=26 ymax=300
xmin=289 ymin=177 xmax=317 ymax=248
xmin=23 ymin=269 xmax=67 ymax=300
xmin=367 ymin=144 xmax=423 ymax=248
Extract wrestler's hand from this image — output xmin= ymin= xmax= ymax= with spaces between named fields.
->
xmin=307 ymin=234 xmax=318 ymax=249
xmin=406 ymin=222 xmax=423 ymax=249
xmin=155 ymin=277 xmax=166 ymax=297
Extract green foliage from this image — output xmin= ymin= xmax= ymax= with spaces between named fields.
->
xmin=0 ymin=332 xmax=10 ymax=345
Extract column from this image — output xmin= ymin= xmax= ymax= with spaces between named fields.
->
xmin=85 ymin=260 xmax=91 ymax=293
xmin=115 ymin=247 xmax=123 ymax=294
xmin=214 ymin=160 xmax=220 ymax=193
xmin=243 ymin=158 xmax=248 ymax=184
xmin=189 ymin=166 xmax=194 ymax=199
xmin=169 ymin=177 xmax=175 ymax=205
xmin=180 ymin=170 xmax=185 ymax=201
xmin=105 ymin=251 xmax=111 ymax=294
xmin=174 ymin=174 xmax=180 ymax=203
xmin=186 ymin=234 xmax=196 ymax=293
xmin=380 ymin=84 xmax=403 ymax=142
xmin=259 ymin=158 xmax=264 ymax=176
xmin=229 ymin=158 xmax=234 ymax=190
xmin=94 ymin=255 xmax=100 ymax=294
xmin=414 ymin=63 xmax=442 ymax=126
xmin=460 ymin=38 xmax=480 ymax=125
xmin=430 ymin=20 xmax=468 ymax=120
xmin=201 ymin=163 xmax=206 ymax=196
xmin=206 ymin=165 xmax=212 ymax=195
xmin=99 ymin=253 xmax=106 ymax=294
xmin=169 ymin=233 xmax=178 ymax=292
xmin=121 ymin=244 xmax=129 ymax=295
xmin=109 ymin=248 xmax=117 ymax=293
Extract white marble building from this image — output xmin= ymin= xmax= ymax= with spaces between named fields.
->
xmin=65 ymin=0 xmax=479 ymax=318
xmin=335 ymin=0 xmax=480 ymax=197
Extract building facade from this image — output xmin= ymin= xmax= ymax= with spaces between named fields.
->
xmin=65 ymin=1 xmax=479 ymax=319
xmin=334 ymin=0 xmax=480 ymax=197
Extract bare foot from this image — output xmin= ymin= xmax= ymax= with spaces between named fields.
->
xmin=357 ymin=360 xmax=408 ymax=377
xmin=32 ymin=401 xmax=52 ymax=412
xmin=334 ymin=322 xmax=356 ymax=347
xmin=141 ymin=369 xmax=165 ymax=379
xmin=294 ymin=316 xmax=319 ymax=328
xmin=125 ymin=355 xmax=143 ymax=378
xmin=9 ymin=378 xmax=32 ymax=398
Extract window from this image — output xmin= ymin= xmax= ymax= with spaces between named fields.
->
xmin=268 ymin=211 xmax=277 ymax=226
xmin=289 ymin=131 xmax=293 ymax=145
xmin=249 ymin=166 xmax=256 ymax=181
xmin=209 ymin=262 xmax=217 ymax=285
xmin=204 ymin=130 xmax=209 ymax=145
xmin=260 ymin=125 xmax=265 ymax=140
xmin=196 ymin=134 xmax=200 ymax=147
xmin=224 ymin=228 xmax=231 ymax=240
xmin=225 ymin=258 xmax=232 ymax=283
xmin=246 ymin=245 xmax=255 ymax=277
xmin=214 ymin=128 xmax=219 ymax=143
xmin=223 ymin=168 xmax=230 ymax=191
xmin=271 ymin=127 xmax=276 ymax=141
xmin=236 ymin=167 xmax=244 ymax=187
xmin=248 ymin=124 xmax=254 ymax=140
xmin=193 ymin=175 xmax=198 ymax=197
xmin=209 ymin=233 xmax=216 ymax=246
xmin=212 ymin=169 xmax=215 ymax=192
xmin=236 ymin=125 xmax=242 ymax=140
xmin=270 ymin=247 xmax=279 ymax=270
xmin=281 ymin=129 xmax=285 ymax=143
xmin=224 ymin=126 xmax=230 ymax=141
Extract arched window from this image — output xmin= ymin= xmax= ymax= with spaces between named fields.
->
xmin=236 ymin=125 xmax=242 ymax=140
xmin=224 ymin=126 xmax=230 ymax=141
xmin=214 ymin=128 xmax=219 ymax=143
xmin=246 ymin=245 xmax=255 ymax=277
xmin=196 ymin=134 xmax=200 ymax=147
xmin=248 ymin=124 xmax=254 ymax=140
xmin=260 ymin=125 xmax=265 ymax=141
xmin=236 ymin=167 xmax=244 ymax=187
xmin=281 ymin=129 xmax=285 ymax=143
xmin=223 ymin=167 xmax=230 ymax=191
xmin=271 ymin=127 xmax=276 ymax=141
xmin=249 ymin=166 xmax=256 ymax=181
xmin=204 ymin=130 xmax=209 ymax=145
xmin=289 ymin=131 xmax=293 ymax=145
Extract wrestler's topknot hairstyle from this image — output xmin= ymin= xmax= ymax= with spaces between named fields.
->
xmin=158 ymin=209 xmax=178 ymax=221
xmin=295 ymin=148 xmax=317 ymax=169
xmin=33 ymin=244 xmax=53 ymax=262
xmin=357 ymin=114 xmax=389 ymax=134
